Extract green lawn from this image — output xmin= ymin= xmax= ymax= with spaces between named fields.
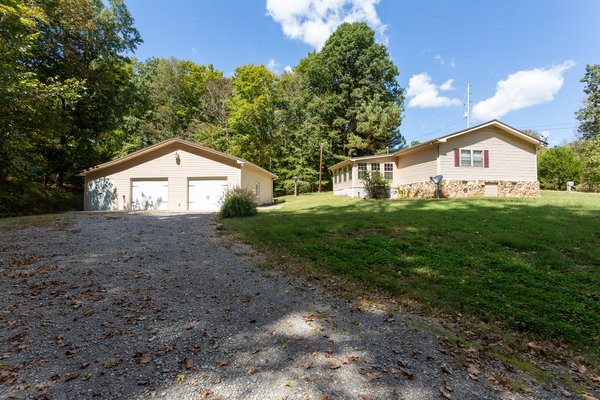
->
xmin=224 ymin=191 xmax=600 ymax=359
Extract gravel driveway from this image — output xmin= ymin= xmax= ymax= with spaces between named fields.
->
xmin=0 ymin=213 xmax=564 ymax=399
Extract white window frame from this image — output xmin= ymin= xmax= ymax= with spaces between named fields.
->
xmin=460 ymin=149 xmax=484 ymax=168
xmin=370 ymin=163 xmax=381 ymax=178
xmin=358 ymin=163 xmax=367 ymax=179
xmin=384 ymin=163 xmax=393 ymax=180
xmin=255 ymin=181 xmax=261 ymax=197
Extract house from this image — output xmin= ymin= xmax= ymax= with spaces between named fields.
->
xmin=330 ymin=120 xmax=544 ymax=198
xmin=79 ymin=138 xmax=277 ymax=211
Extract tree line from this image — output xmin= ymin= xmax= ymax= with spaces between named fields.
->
xmin=0 ymin=0 xmax=404 ymax=215
xmin=538 ymin=65 xmax=600 ymax=192
xmin=1 ymin=1 xmax=598 ymax=215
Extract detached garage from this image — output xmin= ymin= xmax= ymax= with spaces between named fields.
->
xmin=80 ymin=138 xmax=276 ymax=211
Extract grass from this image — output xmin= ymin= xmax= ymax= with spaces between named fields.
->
xmin=224 ymin=191 xmax=600 ymax=364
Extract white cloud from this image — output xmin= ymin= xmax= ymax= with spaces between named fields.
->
xmin=266 ymin=0 xmax=386 ymax=49
xmin=266 ymin=58 xmax=280 ymax=72
xmin=406 ymin=73 xmax=461 ymax=108
xmin=284 ymin=65 xmax=293 ymax=74
xmin=472 ymin=60 xmax=575 ymax=121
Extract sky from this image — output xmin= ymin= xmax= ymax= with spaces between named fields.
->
xmin=126 ymin=0 xmax=600 ymax=146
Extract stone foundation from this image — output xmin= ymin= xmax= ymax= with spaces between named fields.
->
xmin=395 ymin=180 xmax=540 ymax=199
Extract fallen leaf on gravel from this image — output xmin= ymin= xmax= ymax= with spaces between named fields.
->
xmin=468 ymin=373 xmax=480 ymax=381
xmin=327 ymin=362 xmax=341 ymax=370
xmin=441 ymin=364 xmax=452 ymax=374
xmin=303 ymin=360 xmax=313 ymax=370
xmin=400 ymin=368 xmax=414 ymax=379
xmin=284 ymin=380 xmax=293 ymax=387
xmin=592 ymin=375 xmax=600 ymax=382
xmin=582 ymin=395 xmax=599 ymax=400
xmin=199 ymin=389 xmax=211 ymax=398
xmin=137 ymin=379 xmax=149 ymax=385
xmin=216 ymin=359 xmax=228 ymax=367
xmin=526 ymin=341 xmax=542 ymax=350
xmin=320 ymin=396 xmax=329 ymax=400
xmin=83 ymin=308 xmax=93 ymax=317
xmin=65 ymin=348 xmax=80 ymax=357
xmin=212 ymin=376 xmax=221 ymax=384
xmin=82 ymin=373 xmax=92 ymax=381
xmin=467 ymin=365 xmax=480 ymax=375
xmin=50 ymin=374 xmax=61 ymax=381
xmin=63 ymin=372 xmax=79 ymax=381
xmin=189 ymin=345 xmax=201 ymax=353
xmin=80 ymin=362 xmax=90 ymax=369
xmin=578 ymin=364 xmax=588 ymax=374
xmin=176 ymin=374 xmax=185 ymax=383
xmin=247 ymin=367 xmax=259 ymax=375
xmin=440 ymin=387 xmax=452 ymax=399
xmin=358 ymin=395 xmax=374 ymax=400
xmin=184 ymin=359 xmax=192 ymax=369
xmin=104 ymin=358 xmax=123 ymax=369
xmin=138 ymin=354 xmax=151 ymax=364
xmin=339 ymin=355 xmax=351 ymax=364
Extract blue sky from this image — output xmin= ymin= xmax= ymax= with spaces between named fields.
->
xmin=126 ymin=0 xmax=600 ymax=146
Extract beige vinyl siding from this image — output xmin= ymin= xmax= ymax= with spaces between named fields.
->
xmin=240 ymin=165 xmax=273 ymax=205
xmin=84 ymin=142 xmax=241 ymax=211
xmin=396 ymin=146 xmax=438 ymax=184
xmin=439 ymin=126 xmax=538 ymax=181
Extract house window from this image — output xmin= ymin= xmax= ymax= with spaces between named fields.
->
xmin=460 ymin=150 xmax=472 ymax=167
xmin=255 ymin=181 xmax=260 ymax=197
xmin=472 ymin=150 xmax=484 ymax=167
xmin=343 ymin=167 xmax=347 ymax=182
xmin=384 ymin=163 xmax=393 ymax=180
xmin=461 ymin=149 xmax=484 ymax=167
xmin=348 ymin=166 xmax=352 ymax=181
xmin=358 ymin=163 xmax=367 ymax=179
xmin=371 ymin=163 xmax=380 ymax=178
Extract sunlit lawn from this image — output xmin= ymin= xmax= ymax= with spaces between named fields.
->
xmin=224 ymin=191 xmax=600 ymax=359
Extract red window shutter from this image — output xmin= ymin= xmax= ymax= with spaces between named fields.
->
xmin=484 ymin=150 xmax=490 ymax=168
xmin=454 ymin=148 xmax=460 ymax=167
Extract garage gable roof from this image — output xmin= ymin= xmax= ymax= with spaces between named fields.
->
xmin=79 ymin=138 xmax=277 ymax=178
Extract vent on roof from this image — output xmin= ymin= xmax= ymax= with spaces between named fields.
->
xmin=430 ymin=175 xmax=443 ymax=199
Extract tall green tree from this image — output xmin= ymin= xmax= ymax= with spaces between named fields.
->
xmin=228 ymin=64 xmax=279 ymax=169
xmin=32 ymin=0 xmax=142 ymax=185
xmin=297 ymin=22 xmax=405 ymax=159
xmin=576 ymin=64 xmax=600 ymax=140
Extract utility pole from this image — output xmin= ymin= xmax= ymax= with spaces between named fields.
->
xmin=464 ymin=83 xmax=471 ymax=128
xmin=318 ymin=142 xmax=324 ymax=192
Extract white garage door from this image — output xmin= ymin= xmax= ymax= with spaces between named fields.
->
xmin=131 ymin=179 xmax=168 ymax=210
xmin=188 ymin=179 xmax=228 ymax=211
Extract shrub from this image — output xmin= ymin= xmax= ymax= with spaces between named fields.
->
xmin=363 ymin=172 xmax=390 ymax=199
xmin=219 ymin=186 xmax=258 ymax=218
xmin=537 ymin=147 xmax=582 ymax=190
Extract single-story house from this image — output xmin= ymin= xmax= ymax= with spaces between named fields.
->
xmin=79 ymin=138 xmax=277 ymax=211
xmin=330 ymin=120 xmax=544 ymax=198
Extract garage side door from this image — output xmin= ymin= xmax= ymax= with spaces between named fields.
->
xmin=87 ymin=177 xmax=114 ymax=211
xmin=131 ymin=179 xmax=168 ymax=210
xmin=188 ymin=179 xmax=227 ymax=211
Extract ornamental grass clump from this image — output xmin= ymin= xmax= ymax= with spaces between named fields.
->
xmin=219 ymin=187 xmax=258 ymax=218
